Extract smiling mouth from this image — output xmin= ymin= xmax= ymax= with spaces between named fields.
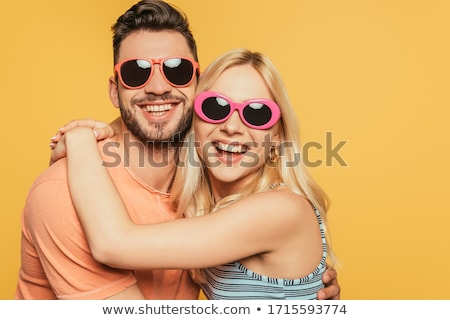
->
xmin=214 ymin=142 xmax=248 ymax=154
xmin=140 ymin=103 xmax=174 ymax=116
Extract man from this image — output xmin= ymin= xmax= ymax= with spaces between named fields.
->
xmin=16 ymin=0 xmax=340 ymax=299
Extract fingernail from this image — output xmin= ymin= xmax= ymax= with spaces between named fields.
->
xmin=50 ymin=136 xmax=57 ymax=141
xmin=49 ymin=142 xmax=55 ymax=149
xmin=93 ymin=130 xmax=99 ymax=138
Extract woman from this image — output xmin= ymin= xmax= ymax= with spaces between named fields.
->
xmin=59 ymin=48 xmax=335 ymax=299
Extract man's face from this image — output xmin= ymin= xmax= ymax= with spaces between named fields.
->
xmin=110 ymin=30 xmax=197 ymax=145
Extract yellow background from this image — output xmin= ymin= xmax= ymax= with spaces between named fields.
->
xmin=1 ymin=0 xmax=449 ymax=299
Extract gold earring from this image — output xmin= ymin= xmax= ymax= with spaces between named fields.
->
xmin=269 ymin=147 xmax=279 ymax=163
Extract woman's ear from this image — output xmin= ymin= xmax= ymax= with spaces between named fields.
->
xmin=271 ymin=130 xmax=281 ymax=147
xmin=266 ymin=130 xmax=281 ymax=165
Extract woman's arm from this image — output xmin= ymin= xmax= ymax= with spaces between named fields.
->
xmin=50 ymin=118 xmax=117 ymax=165
xmin=65 ymin=127 xmax=308 ymax=270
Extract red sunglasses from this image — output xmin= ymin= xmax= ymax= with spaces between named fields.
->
xmin=114 ymin=56 xmax=199 ymax=89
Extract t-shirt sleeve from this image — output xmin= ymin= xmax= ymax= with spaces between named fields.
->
xmin=16 ymin=164 xmax=137 ymax=300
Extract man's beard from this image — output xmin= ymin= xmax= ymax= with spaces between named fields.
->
xmin=119 ymin=100 xmax=193 ymax=150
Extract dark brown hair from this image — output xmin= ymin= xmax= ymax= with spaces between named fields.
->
xmin=111 ymin=0 xmax=198 ymax=64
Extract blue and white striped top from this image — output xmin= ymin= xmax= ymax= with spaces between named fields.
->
xmin=201 ymin=208 xmax=327 ymax=300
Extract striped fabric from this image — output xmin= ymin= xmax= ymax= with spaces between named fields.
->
xmin=201 ymin=208 xmax=327 ymax=300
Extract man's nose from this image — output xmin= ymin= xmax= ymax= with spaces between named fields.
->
xmin=143 ymin=65 xmax=172 ymax=95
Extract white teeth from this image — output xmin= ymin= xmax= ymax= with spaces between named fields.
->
xmin=144 ymin=104 xmax=173 ymax=112
xmin=215 ymin=142 xmax=247 ymax=153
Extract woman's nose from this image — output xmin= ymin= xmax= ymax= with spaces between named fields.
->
xmin=219 ymin=111 xmax=244 ymax=135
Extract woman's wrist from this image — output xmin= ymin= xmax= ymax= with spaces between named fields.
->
xmin=65 ymin=127 xmax=98 ymax=149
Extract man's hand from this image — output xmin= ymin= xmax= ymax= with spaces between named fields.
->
xmin=318 ymin=267 xmax=341 ymax=300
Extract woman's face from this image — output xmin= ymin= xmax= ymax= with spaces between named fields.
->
xmin=194 ymin=64 xmax=280 ymax=199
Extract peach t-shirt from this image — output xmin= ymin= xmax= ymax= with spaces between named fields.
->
xmin=16 ymin=139 xmax=199 ymax=299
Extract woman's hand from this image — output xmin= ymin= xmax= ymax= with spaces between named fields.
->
xmin=49 ymin=118 xmax=115 ymax=165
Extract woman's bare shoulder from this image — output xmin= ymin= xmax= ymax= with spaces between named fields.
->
xmin=236 ymin=186 xmax=315 ymax=222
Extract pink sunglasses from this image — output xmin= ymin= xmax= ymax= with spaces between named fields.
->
xmin=194 ymin=91 xmax=281 ymax=130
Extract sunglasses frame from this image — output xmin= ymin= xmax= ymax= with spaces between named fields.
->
xmin=194 ymin=91 xmax=281 ymax=130
xmin=114 ymin=56 xmax=200 ymax=89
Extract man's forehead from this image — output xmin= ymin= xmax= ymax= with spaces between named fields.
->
xmin=118 ymin=30 xmax=194 ymax=61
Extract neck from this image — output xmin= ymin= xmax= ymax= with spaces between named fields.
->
xmin=209 ymin=177 xmax=254 ymax=203
xmin=115 ymin=121 xmax=178 ymax=192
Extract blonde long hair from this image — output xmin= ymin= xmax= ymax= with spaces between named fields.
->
xmin=170 ymin=48 xmax=333 ymax=283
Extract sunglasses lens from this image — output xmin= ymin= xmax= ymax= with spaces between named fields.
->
xmin=243 ymin=103 xmax=273 ymax=127
xmin=163 ymin=58 xmax=195 ymax=86
xmin=120 ymin=59 xmax=151 ymax=88
xmin=201 ymin=97 xmax=231 ymax=121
